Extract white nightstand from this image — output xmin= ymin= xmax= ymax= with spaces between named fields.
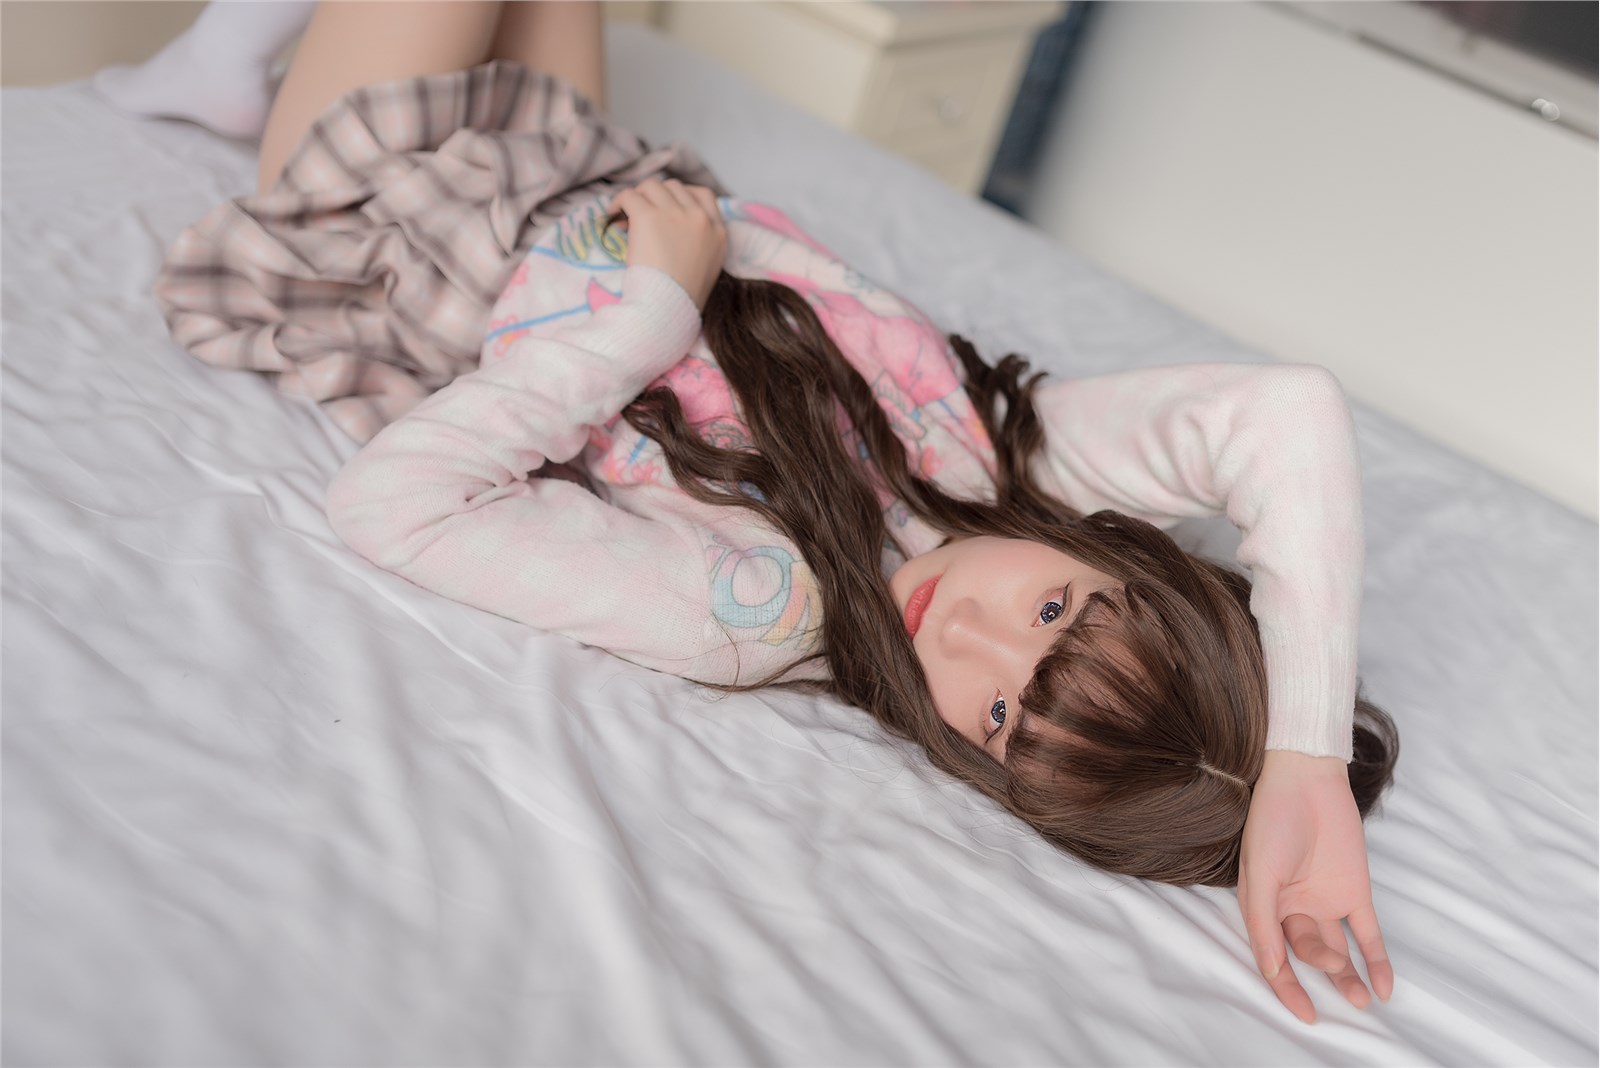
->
xmin=659 ymin=0 xmax=1068 ymax=196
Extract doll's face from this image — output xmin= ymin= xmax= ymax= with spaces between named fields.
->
xmin=889 ymin=537 xmax=1118 ymax=761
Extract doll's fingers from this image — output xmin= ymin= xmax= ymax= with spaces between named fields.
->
xmin=1327 ymin=955 xmax=1372 ymax=1009
xmin=679 ymin=184 xmax=721 ymax=233
xmin=1317 ymin=918 xmax=1351 ymax=964
xmin=689 ymin=185 xmax=723 ymax=229
xmin=1240 ymin=880 xmax=1315 ymax=1025
xmin=1265 ymin=954 xmax=1318 ymax=1025
xmin=1316 ymin=919 xmax=1371 ymax=1009
xmin=1348 ymin=902 xmax=1394 ymax=1002
xmin=1284 ymin=913 xmax=1347 ymax=973
xmin=1239 ymin=867 xmax=1286 ymax=981
xmin=624 ymin=180 xmax=667 ymax=208
xmin=658 ymin=178 xmax=699 ymax=214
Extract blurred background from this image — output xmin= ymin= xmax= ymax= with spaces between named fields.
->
xmin=3 ymin=0 xmax=1595 ymax=517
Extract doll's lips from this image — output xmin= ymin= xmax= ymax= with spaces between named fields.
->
xmin=904 ymin=575 xmax=940 ymax=638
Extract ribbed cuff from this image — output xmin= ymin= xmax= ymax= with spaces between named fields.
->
xmin=615 ymin=263 xmax=703 ymax=369
xmin=539 ymin=262 xmax=703 ymax=387
xmin=1260 ymin=623 xmax=1359 ymax=762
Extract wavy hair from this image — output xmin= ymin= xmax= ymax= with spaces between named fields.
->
xmin=605 ymin=211 xmax=1397 ymax=887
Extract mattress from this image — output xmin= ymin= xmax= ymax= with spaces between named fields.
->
xmin=4 ymin=21 xmax=1595 ymax=1067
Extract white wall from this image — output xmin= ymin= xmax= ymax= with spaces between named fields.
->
xmin=1022 ymin=0 xmax=1597 ymax=518
xmin=1 ymin=1 xmax=203 ymax=87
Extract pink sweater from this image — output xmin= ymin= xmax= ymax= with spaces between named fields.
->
xmin=326 ymin=194 xmax=1363 ymax=761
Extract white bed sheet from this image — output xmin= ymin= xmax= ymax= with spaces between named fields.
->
xmin=4 ymin=22 xmax=1596 ymax=1067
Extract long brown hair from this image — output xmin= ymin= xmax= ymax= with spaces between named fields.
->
xmin=606 ymin=212 xmax=1397 ymax=887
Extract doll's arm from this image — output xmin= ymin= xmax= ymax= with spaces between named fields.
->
xmin=1030 ymin=362 xmax=1391 ymax=1027
xmin=325 ymin=265 xmax=725 ymax=676
xmin=1027 ymin=362 xmax=1363 ymax=760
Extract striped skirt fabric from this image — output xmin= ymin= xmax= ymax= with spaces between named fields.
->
xmin=153 ymin=59 xmax=731 ymax=444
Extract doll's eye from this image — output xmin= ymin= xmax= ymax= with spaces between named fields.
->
xmin=1036 ymin=586 xmax=1068 ymax=625
xmin=986 ymin=696 xmax=1007 ymax=741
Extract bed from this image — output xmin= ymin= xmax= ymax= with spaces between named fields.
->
xmin=5 ymin=20 xmax=1595 ymax=1067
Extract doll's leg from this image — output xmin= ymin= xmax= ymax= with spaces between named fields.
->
xmin=487 ymin=0 xmax=607 ymax=114
xmin=92 ymin=0 xmax=316 ymax=142
xmin=256 ymin=0 xmax=503 ymax=194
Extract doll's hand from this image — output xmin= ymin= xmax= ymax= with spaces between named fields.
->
xmin=1238 ymin=750 xmax=1393 ymax=1024
xmin=611 ymin=178 xmax=726 ymax=311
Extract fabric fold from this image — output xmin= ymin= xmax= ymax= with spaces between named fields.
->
xmin=153 ymin=59 xmax=731 ymax=444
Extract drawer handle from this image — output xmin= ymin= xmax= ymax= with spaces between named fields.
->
xmin=929 ymin=93 xmax=967 ymax=126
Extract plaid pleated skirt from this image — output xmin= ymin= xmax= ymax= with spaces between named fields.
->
xmin=153 ymin=59 xmax=731 ymax=444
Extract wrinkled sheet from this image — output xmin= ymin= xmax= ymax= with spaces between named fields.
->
xmin=4 ymin=21 xmax=1595 ymax=1068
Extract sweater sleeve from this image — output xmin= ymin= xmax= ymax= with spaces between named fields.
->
xmin=324 ymin=264 xmax=723 ymax=676
xmin=1026 ymin=362 xmax=1364 ymax=761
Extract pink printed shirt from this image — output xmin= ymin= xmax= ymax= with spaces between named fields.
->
xmin=327 ymin=193 xmax=1363 ymax=760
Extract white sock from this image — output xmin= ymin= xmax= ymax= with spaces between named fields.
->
xmin=92 ymin=0 xmax=317 ymax=141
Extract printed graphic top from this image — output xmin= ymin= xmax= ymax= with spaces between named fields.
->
xmin=326 ymin=194 xmax=1364 ymax=760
